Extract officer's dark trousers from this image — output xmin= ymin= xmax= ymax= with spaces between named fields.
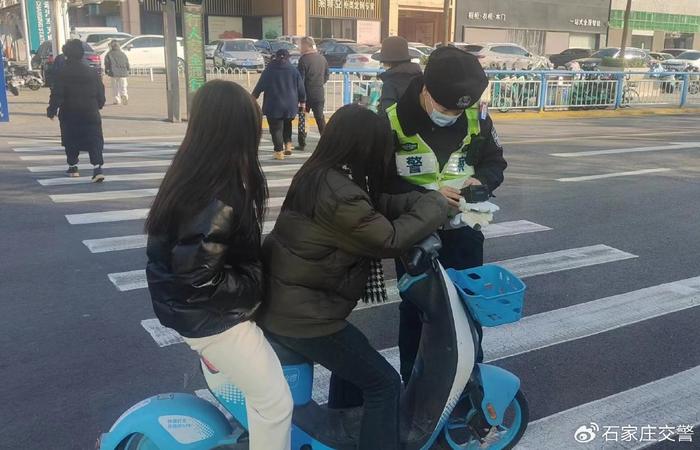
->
xmin=397 ymin=226 xmax=485 ymax=384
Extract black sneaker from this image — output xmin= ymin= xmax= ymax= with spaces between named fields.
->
xmin=92 ymin=166 xmax=105 ymax=183
xmin=66 ymin=165 xmax=79 ymax=177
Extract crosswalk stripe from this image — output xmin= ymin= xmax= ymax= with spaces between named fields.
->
xmin=516 ymin=365 xmax=700 ymax=449
xmin=83 ymin=220 xmax=277 ymax=252
xmin=12 ymin=142 xmax=180 ymax=152
xmin=41 ymin=173 xmax=293 ymax=188
xmin=83 ymin=220 xmax=550 ymax=254
xmin=550 ymin=141 xmax=700 ymax=158
xmin=51 ymin=188 xmax=287 ymax=205
xmin=39 ymin=172 xmax=165 ymax=186
xmin=497 ymin=244 xmax=637 ymax=279
xmin=556 ymin=168 xmax=671 ymax=183
xmin=21 ymin=149 xmax=177 ymax=160
xmin=66 ymin=208 xmax=149 ymax=225
xmin=118 ymin=242 xmax=629 ymax=294
xmin=29 ymin=160 xmax=303 ymax=173
xmin=311 ymin=276 xmax=700 ymax=404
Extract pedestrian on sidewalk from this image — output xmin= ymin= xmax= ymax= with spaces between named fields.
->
xmin=145 ymin=80 xmax=293 ymax=450
xmin=47 ymin=39 xmax=106 ymax=182
xmin=372 ymin=36 xmax=422 ymax=114
xmin=104 ymin=40 xmax=130 ymax=105
xmin=296 ymin=36 xmax=329 ymax=150
xmin=253 ymin=49 xmax=306 ymax=160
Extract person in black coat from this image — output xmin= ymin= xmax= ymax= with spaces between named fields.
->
xmin=253 ymin=49 xmax=306 ymax=160
xmin=47 ymin=39 xmax=106 ymax=182
xmin=296 ymin=36 xmax=329 ymax=150
xmin=373 ymin=36 xmax=423 ymax=114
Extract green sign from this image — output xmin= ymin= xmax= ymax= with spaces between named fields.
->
xmin=25 ymin=0 xmax=52 ymax=52
xmin=183 ymin=3 xmax=206 ymax=109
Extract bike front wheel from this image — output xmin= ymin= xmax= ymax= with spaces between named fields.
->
xmin=441 ymin=389 xmax=529 ymax=450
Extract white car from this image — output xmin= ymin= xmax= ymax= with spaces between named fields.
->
xmin=662 ymin=50 xmax=700 ymax=72
xmin=106 ymin=35 xmax=185 ymax=70
xmin=462 ymin=42 xmax=552 ymax=70
xmin=344 ymin=47 xmax=423 ymax=71
xmin=213 ymin=39 xmax=266 ymax=72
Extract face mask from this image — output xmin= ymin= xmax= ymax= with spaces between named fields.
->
xmin=428 ymin=94 xmax=460 ymax=127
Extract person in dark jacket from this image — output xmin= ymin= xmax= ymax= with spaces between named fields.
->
xmin=259 ymin=104 xmax=448 ymax=450
xmin=373 ymin=36 xmax=423 ymax=113
xmin=253 ymin=49 xmax=306 ymax=160
xmin=104 ymin=40 xmax=130 ymax=105
xmin=386 ymin=47 xmax=507 ymax=384
xmin=145 ymin=80 xmax=293 ymax=450
xmin=47 ymin=39 xmax=106 ymax=182
xmin=296 ymin=36 xmax=329 ymax=150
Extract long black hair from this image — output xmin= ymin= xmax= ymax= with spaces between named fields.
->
xmin=145 ymin=80 xmax=267 ymax=236
xmin=284 ymin=104 xmax=393 ymax=217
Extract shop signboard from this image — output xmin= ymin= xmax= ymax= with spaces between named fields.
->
xmin=24 ymin=0 xmax=52 ymax=52
xmin=207 ymin=16 xmax=243 ymax=40
xmin=356 ymin=20 xmax=380 ymax=45
xmin=456 ymin=0 xmax=609 ymax=33
xmin=183 ymin=3 xmax=206 ymax=110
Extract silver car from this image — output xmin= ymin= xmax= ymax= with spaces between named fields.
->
xmin=462 ymin=43 xmax=552 ymax=70
xmin=213 ymin=39 xmax=266 ymax=72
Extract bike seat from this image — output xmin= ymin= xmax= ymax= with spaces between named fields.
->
xmin=266 ymin=335 xmax=311 ymax=366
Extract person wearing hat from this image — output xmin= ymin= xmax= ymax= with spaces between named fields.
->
xmin=386 ymin=46 xmax=507 ymax=384
xmin=373 ymin=36 xmax=422 ymax=113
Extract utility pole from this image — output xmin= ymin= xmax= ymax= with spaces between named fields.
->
xmin=19 ymin=0 xmax=32 ymax=68
xmin=163 ymin=0 xmax=181 ymax=122
xmin=619 ymin=0 xmax=632 ymax=59
xmin=443 ymin=0 xmax=451 ymax=45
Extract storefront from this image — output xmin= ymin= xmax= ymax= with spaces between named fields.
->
xmin=0 ymin=0 xmax=24 ymax=61
xmin=608 ymin=0 xmax=700 ymax=51
xmin=308 ymin=0 xmax=383 ymax=45
xmin=455 ymin=0 xmax=610 ymax=56
xmin=397 ymin=0 xmax=448 ymax=46
xmin=138 ymin=0 xmax=283 ymax=42
xmin=68 ymin=0 xmax=124 ymax=30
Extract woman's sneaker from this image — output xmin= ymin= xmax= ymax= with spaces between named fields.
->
xmin=274 ymin=151 xmax=285 ymax=160
xmin=284 ymin=142 xmax=293 ymax=156
xmin=66 ymin=165 xmax=80 ymax=177
xmin=92 ymin=166 xmax=105 ymax=183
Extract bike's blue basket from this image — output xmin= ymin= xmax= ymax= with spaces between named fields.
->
xmin=447 ymin=265 xmax=526 ymax=327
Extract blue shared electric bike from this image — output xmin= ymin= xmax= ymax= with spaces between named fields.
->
xmin=99 ymin=234 xmax=529 ymax=449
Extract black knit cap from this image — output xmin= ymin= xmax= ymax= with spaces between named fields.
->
xmin=424 ymin=46 xmax=488 ymax=110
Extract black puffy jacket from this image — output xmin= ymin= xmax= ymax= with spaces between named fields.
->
xmin=146 ymin=199 xmax=263 ymax=338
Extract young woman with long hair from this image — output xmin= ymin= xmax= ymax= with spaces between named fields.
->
xmin=259 ymin=104 xmax=448 ymax=449
xmin=145 ymin=80 xmax=293 ymax=450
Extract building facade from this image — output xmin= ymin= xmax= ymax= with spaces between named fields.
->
xmin=454 ymin=0 xmax=610 ymax=55
xmin=608 ymin=0 xmax=700 ymax=51
xmin=397 ymin=0 xmax=453 ymax=46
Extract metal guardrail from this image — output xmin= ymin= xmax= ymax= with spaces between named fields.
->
xmin=325 ymin=68 xmax=700 ymax=112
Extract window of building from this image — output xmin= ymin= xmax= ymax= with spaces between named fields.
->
xmin=309 ymin=18 xmax=356 ymax=40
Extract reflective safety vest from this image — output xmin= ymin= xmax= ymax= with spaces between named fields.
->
xmin=387 ymin=102 xmax=481 ymax=191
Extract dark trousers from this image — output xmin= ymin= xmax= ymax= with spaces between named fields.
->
xmin=269 ymin=324 xmax=401 ymax=450
xmin=268 ymin=118 xmax=293 ymax=152
xmin=298 ymin=100 xmax=325 ymax=148
xmin=396 ymin=226 xmax=485 ymax=384
xmin=65 ymin=146 xmax=104 ymax=167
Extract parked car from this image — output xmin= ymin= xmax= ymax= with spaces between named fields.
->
xmin=71 ymin=27 xmax=118 ymax=41
xmin=408 ymin=42 xmax=435 ymax=57
xmin=92 ymin=36 xmax=131 ymax=53
xmin=109 ymin=35 xmax=185 ymax=70
xmin=436 ymin=42 xmax=471 ymax=51
xmin=83 ymin=32 xmax=132 ymax=47
xmin=463 ymin=43 xmax=552 ymax=70
xmin=213 ymin=39 xmax=266 ymax=71
xmin=323 ymin=43 xmax=378 ymax=68
xmin=31 ymin=40 xmax=102 ymax=86
xmin=205 ymin=40 xmax=222 ymax=59
xmin=344 ymin=46 xmax=423 ymax=72
xmin=549 ymin=48 xmax=593 ymax=68
xmin=662 ymin=48 xmax=691 ymax=58
xmin=573 ymin=47 xmax=649 ymax=71
xmin=662 ymin=50 xmax=700 ymax=72
xmin=254 ymin=40 xmax=301 ymax=65
xmin=279 ymin=35 xmax=305 ymax=47
xmin=317 ymin=38 xmax=356 ymax=54
xmin=649 ymin=52 xmax=674 ymax=62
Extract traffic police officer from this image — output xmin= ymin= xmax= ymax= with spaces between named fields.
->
xmin=386 ymin=46 xmax=507 ymax=384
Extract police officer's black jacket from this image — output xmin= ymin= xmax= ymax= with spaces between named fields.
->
xmin=386 ymin=76 xmax=507 ymax=195
xmin=146 ymin=199 xmax=263 ymax=338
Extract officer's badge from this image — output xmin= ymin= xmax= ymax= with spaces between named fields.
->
xmin=456 ymin=95 xmax=472 ymax=108
xmin=402 ymin=142 xmax=419 ymax=151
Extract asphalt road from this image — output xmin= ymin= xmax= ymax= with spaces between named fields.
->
xmin=1 ymin=114 xmax=699 ymax=450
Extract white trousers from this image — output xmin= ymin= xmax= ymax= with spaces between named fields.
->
xmin=110 ymin=77 xmax=128 ymax=103
xmin=184 ymin=321 xmax=293 ymax=450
